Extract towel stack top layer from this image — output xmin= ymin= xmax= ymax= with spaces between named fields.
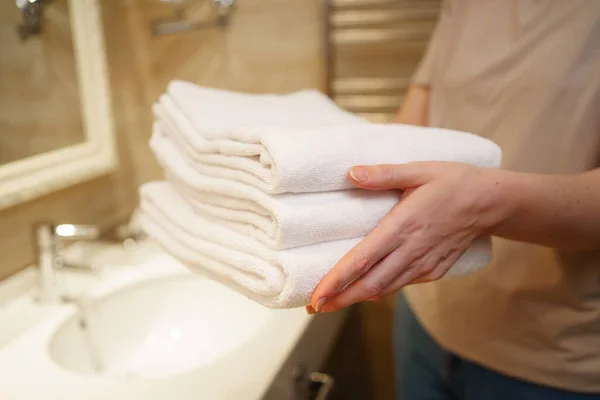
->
xmin=157 ymin=81 xmax=502 ymax=194
xmin=167 ymin=80 xmax=367 ymax=131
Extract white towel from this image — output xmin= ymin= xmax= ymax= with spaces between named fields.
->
xmin=154 ymin=86 xmax=502 ymax=194
xmin=165 ymin=80 xmax=367 ymax=130
xmin=140 ymin=181 xmax=493 ymax=309
xmin=150 ymin=128 xmax=403 ymax=249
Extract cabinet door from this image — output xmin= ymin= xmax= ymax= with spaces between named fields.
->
xmin=261 ymin=310 xmax=347 ymax=400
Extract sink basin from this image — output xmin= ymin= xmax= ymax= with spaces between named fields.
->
xmin=0 ymin=247 xmax=314 ymax=400
xmin=48 ymin=274 xmax=271 ymax=379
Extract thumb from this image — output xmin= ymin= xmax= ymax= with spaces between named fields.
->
xmin=348 ymin=162 xmax=437 ymax=190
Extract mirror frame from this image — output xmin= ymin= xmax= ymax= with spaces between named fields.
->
xmin=0 ymin=0 xmax=117 ymax=211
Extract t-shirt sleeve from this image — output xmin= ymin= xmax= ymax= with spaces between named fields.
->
xmin=411 ymin=3 xmax=452 ymax=86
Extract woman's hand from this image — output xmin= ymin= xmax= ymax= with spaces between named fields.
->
xmin=308 ymin=161 xmax=508 ymax=314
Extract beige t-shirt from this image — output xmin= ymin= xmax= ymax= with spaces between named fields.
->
xmin=405 ymin=0 xmax=600 ymax=393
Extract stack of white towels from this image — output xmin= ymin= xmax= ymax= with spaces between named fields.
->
xmin=140 ymin=80 xmax=502 ymax=309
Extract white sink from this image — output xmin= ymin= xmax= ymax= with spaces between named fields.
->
xmin=0 ymin=248 xmax=312 ymax=400
xmin=48 ymin=274 xmax=271 ymax=379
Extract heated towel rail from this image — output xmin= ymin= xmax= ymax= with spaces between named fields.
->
xmin=322 ymin=0 xmax=441 ymax=122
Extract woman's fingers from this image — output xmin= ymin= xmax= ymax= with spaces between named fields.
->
xmin=348 ymin=163 xmax=438 ymax=191
xmin=310 ymin=206 xmax=408 ymax=311
xmin=318 ymin=241 xmax=428 ymax=312
xmin=377 ymin=247 xmax=465 ymax=297
xmin=376 ymin=249 xmax=448 ymax=297
xmin=318 ymin=246 xmax=466 ymax=311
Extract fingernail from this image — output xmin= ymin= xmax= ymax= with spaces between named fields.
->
xmin=315 ymin=297 xmax=327 ymax=312
xmin=350 ymin=167 xmax=368 ymax=183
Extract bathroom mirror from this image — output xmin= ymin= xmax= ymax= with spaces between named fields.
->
xmin=0 ymin=0 xmax=116 ymax=210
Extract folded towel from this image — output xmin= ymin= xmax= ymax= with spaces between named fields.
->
xmin=154 ymin=89 xmax=502 ymax=194
xmin=165 ymin=80 xmax=367 ymax=131
xmin=150 ymin=128 xmax=403 ymax=249
xmin=140 ymin=182 xmax=493 ymax=309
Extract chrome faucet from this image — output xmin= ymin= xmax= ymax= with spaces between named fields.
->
xmin=34 ymin=223 xmax=100 ymax=304
xmin=16 ymin=0 xmax=53 ymax=40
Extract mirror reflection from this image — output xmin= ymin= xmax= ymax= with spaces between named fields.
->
xmin=0 ymin=0 xmax=85 ymax=165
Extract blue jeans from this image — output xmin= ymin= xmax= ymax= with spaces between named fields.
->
xmin=393 ymin=293 xmax=600 ymax=400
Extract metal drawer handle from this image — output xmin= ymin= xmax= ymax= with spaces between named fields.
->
xmin=308 ymin=372 xmax=335 ymax=400
xmin=293 ymin=365 xmax=335 ymax=400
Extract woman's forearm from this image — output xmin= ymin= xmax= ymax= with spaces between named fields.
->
xmin=394 ymin=85 xmax=430 ymax=126
xmin=485 ymin=168 xmax=600 ymax=250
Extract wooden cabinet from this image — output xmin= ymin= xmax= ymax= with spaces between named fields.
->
xmin=261 ymin=310 xmax=347 ymax=400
